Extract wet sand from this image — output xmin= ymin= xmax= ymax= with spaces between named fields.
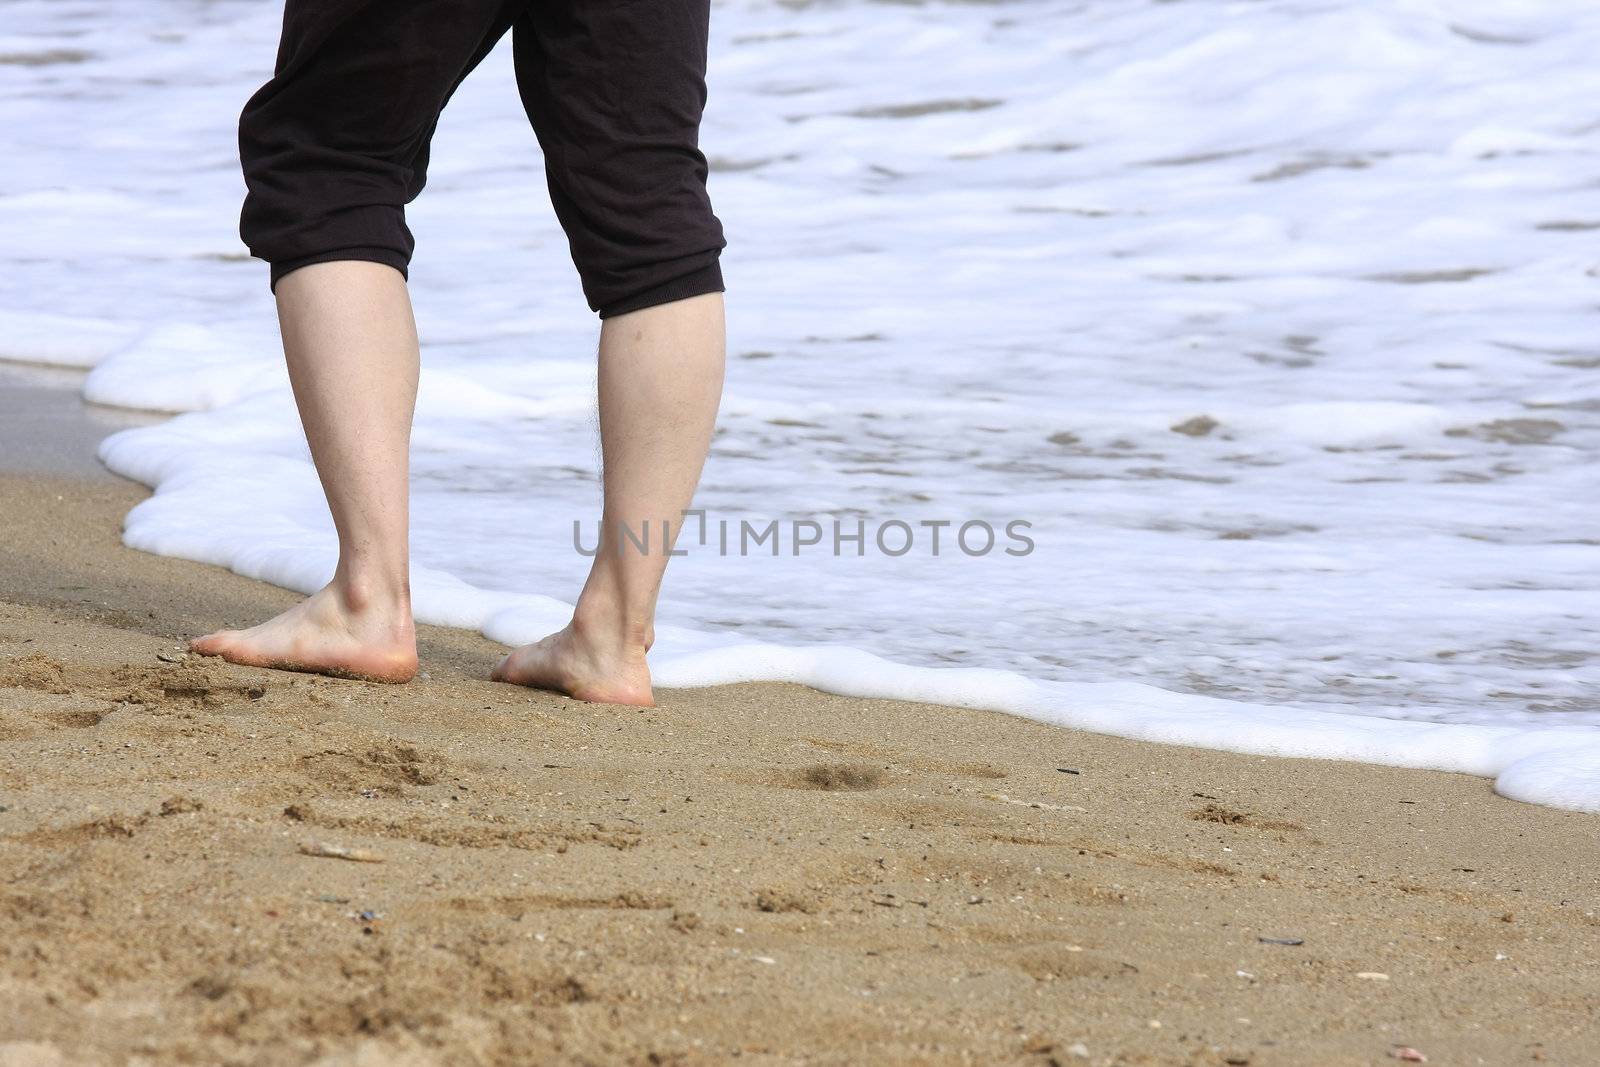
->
xmin=0 ymin=363 xmax=157 ymax=481
xmin=0 ymin=421 xmax=1597 ymax=1064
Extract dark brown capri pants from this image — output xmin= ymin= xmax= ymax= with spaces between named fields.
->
xmin=238 ymin=0 xmax=727 ymax=319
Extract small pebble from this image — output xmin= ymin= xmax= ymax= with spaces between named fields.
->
xmin=1356 ymin=971 xmax=1390 ymax=981
xmin=1389 ymin=1047 xmax=1427 ymax=1063
xmin=156 ymin=651 xmax=185 ymax=663
xmin=1065 ymin=1042 xmax=1089 ymax=1059
xmin=1258 ymin=936 xmax=1304 ymax=946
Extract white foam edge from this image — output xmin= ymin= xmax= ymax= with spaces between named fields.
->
xmin=97 ymin=424 xmax=1600 ymax=816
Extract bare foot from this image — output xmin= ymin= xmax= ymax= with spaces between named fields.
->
xmin=189 ymin=582 xmax=417 ymax=683
xmin=491 ymin=618 xmax=653 ymax=706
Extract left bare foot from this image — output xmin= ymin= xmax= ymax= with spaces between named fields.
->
xmin=189 ymin=581 xmax=417 ymax=683
xmin=491 ymin=617 xmax=653 ymax=706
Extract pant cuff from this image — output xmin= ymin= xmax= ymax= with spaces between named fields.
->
xmin=598 ymin=259 xmax=725 ymax=320
xmin=269 ymin=247 xmax=411 ymax=292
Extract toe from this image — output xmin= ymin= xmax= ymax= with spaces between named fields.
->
xmin=188 ymin=632 xmax=235 ymax=656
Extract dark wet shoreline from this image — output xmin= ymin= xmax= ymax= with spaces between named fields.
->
xmin=0 ymin=362 xmax=154 ymax=481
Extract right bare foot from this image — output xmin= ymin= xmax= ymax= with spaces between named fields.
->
xmin=189 ymin=582 xmax=417 ymax=683
xmin=490 ymin=616 xmax=654 ymax=706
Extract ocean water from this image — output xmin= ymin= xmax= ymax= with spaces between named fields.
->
xmin=2 ymin=0 xmax=1598 ymax=811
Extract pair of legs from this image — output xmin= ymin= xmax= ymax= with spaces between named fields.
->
xmin=192 ymin=265 xmax=723 ymax=706
xmin=195 ymin=0 xmax=729 ymax=705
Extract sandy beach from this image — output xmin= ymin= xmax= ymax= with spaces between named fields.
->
xmin=1 ymin=388 xmax=1597 ymax=1066
xmin=5 ymin=0 xmax=1599 ymax=1060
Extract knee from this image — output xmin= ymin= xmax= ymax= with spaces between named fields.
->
xmin=237 ymin=93 xmax=423 ymax=287
xmin=552 ymin=150 xmax=729 ymax=319
xmin=586 ymin=238 xmax=728 ymax=321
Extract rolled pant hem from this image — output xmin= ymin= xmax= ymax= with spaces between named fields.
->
xmin=268 ymin=247 xmax=411 ymax=292
xmin=598 ymin=259 xmax=725 ymax=320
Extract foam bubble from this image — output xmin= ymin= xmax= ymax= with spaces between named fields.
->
xmin=0 ymin=310 xmax=139 ymax=369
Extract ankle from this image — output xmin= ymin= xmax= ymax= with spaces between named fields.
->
xmin=570 ymin=599 xmax=651 ymax=656
xmin=332 ymin=568 xmax=412 ymax=619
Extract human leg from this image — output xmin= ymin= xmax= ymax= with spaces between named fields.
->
xmin=190 ymin=262 xmax=420 ymax=682
xmin=195 ymin=0 xmax=526 ymax=680
xmin=491 ymin=0 xmax=729 ymax=704
xmin=491 ymin=291 xmax=725 ymax=704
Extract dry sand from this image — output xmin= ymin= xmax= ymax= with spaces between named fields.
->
xmin=1 ymin=464 xmax=1597 ymax=1066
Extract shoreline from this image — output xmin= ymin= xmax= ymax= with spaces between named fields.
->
xmin=41 ymin=365 xmax=1597 ymax=816
xmin=0 ymin=423 xmax=1597 ymax=1060
xmin=0 ymin=362 xmax=160 ymax=482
